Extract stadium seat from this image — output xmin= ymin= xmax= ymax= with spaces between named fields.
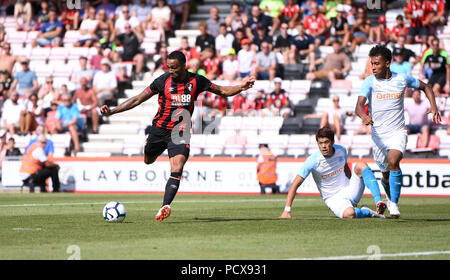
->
xmin=63 ymin=30 xmax=81 ymax=46
xmin=6 ymin=31 xmax=27 ymax=45
xmin=68 ymin=47 xmax=89 ymax=60
xmin=240 ymin=117 xmax=263 ymax=134
xmin=286 ymin=134 xmax=310 ymax=157
xmin=30 ymin=47 xmax=51 ymax=61
xmin=26 ymin=31 xmax=38 ymax=45
xmin=49 ymin=47 xmax=69 ymax=61
xmin=350 ymin=134 xmax=372 ymax=158
xmin=144 ymin=30 xmax=161 ymax=43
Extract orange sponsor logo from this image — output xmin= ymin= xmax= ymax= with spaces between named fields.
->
xmin=375 ymin=92 xmax=402 ymax=100
xmin=321 ymin=167 xmax=344 ymax=179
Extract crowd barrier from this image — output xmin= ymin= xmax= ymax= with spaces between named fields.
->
xmin=2 ymin=157 xmax=450 ymax=196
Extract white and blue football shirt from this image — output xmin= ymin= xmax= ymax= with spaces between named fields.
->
xmin=359 ymin=73 xmax=420 ymax=135
xmin=298 ymin=145 xmax=349 ymax=200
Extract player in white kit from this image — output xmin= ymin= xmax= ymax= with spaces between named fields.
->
xmin=355 ymin=45 xmax=441 ymax=218
xmin=280 ymin=127 xmax=386 ymax=219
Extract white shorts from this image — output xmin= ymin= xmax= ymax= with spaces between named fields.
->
xmin=324 ymin=170 xmax=365 ymax=218
xmin=371 ymin=128 xmax=407 ymax=173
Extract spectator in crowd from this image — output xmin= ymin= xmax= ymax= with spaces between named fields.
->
xmin=133 ymin=0 xmax=153 ymax=24
xmin=231 ymin=28 xmax=246 ymax=53
xmin=231 ymin=92 xmax=248 ymax=116
xmin=115 ymin=4 xmax=142 ymax=37
xmin=245 ymin=4 xmax=273 ymax=41
xmin=215 ymin=23 xmax=235 ymax=61
xmin=14 ymin=0 xmax=33 ymax=31
xmin=257 ymin=143 xmax=279 ymax=195
xmin=369 ymin=15 xmax=390 ymax=45
xmin=10 ymin=57 xmax=38 ymax=98
xmin=225 ymin=2 xmax=245 ymax=34
xmin=274 ymin=22 xmax=293 ymax=65
xmin=27 ymin=124 xmax=54 ymax=158
xmin=110 ymin=51 xmax=129 ymax=82
xmin=0 ymin=43 xmax=19 ymax=75
xmin=178 ymin=36 xmax=201 ymax=65
xmin=1 ymin=92 xmax=25 ymax=135
xmin=421 ymin=38 xmax=450 ymax=95
xmin=324 ymin=4 xmax=349 ymax=46
xmin=254 ymin=41 xmax=277 ymax=81
xmin=237 ymin=38 xmax=255 ymax=79
xmin=36 ymin=1 xmax=50 ymax=28
xmin=148 ymin=0 xmax=172 ymax=42
xmin=195 ymin=21 xmax=216 ymax=53
xmin=343 ymin=6 xmax=371 ymax=53
xmin=152 ymin=46 xmax=168 ymax=76
xmin=168 ymin=0 xmax=191 ymax=30
xmin=390 ymin=48 xmax=412 ymax=75
xmin=300 ymin=0 xmax=318 ymax=18
xmin=288 ymin=23 xmax=315 ymax=69
xmin=74 ymin=6 xmax=98 ymax=47
xmin=201 ymin=47 xmax=221 ymax=81
xmin=116 ymin=22 xmax=146 ymax=80
xmin=390 ymin=14 xmax=408 ymax=43
xmin=306 ymin=41 xmax=351 ymax=82
xmin=250 ymin=24 xmax=273 ymax=51
xmin=114 ymin=0 xmax=132 ymax=19
xmin=0 ymin=129 xmax=6 ymax=172
xmin=98 ymin=0 xmax=116 ymax=19
xmin=0 ymin=70 xmax=12 ymax=107
xmin=61 ymin=2 xmax=80 ymax=31
xmin=92 ymin=59 xmax=118 ymax=106
xmin=404 ymin=0 xmax=431 ymax=44
xmin=393 ymin=35 xmax=418 ymax=65
xmin=206 ymin=6 xmax=224 ymax=37
xmin=33 ymin=7 xmax=63 ymax=48
xmin=279 ymin=0 xmax=300 ymax=29
xmin=90 ymin=43 xmax=107 ymax=72
xmin=251 ymin=88 xmax=269 ymax=116
xmin=268 ymin=77 xmax=292 ymax=118
xmin=55 ymin=94 xmax=84 ymax=156
xmin=73 ymin=77 xmax=99 ymax=134
xmin=303 ymin=95 xmax=352 ymax=140
xmin=3 ymin=137 xmax=22 ymax=157
xmin=45 ymin=101 xmax=59 ymax=135
xmin=21 ymin=93 xmax=44 ymax=135
xmin=259 ymin=0 xmax=284 ymax=35
xmin=220 ymin=49 xmax=239 ymax=81
xmin=303 ymin=2 xmax=329 ymax=46
xmin=187 ymin=58 xmax=206 ymax=76
xmin=428 ymin=0 xmax=446 ymax=29
xmin=71 ymin=56 xmax=94 ymax=91
xmin=38 ymin=76 xmax=60 ymax=110
xmin=405 ymin=89 xmax=432 ymax=148
xmin=19 ymin=134 xmax=60 ymax=192
xmin=95 ymin=9 xmax=115 ymax=41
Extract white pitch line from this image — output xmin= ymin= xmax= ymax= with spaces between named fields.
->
xmin=0 ymin=198 xmax=314 ymax=208
xmin=289 ymin=250 xmax=450 ymax=260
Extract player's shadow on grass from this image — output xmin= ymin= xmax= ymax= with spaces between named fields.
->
xmin=187 ymin=217 xmax=281 ymax=223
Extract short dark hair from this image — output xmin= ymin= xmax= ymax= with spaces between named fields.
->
xmin=315 ymin=127 xmax=335 ymax=142
xmin=369 ymin=45 xmax=392 ymax=62
xmin=167 ymin=51 xmax=186 ymax=64
xmin=259 ymin=143 xmax=269 ymax=149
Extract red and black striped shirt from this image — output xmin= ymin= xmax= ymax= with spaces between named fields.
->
xmin=145 ymin=71 xmax=216 ymax=131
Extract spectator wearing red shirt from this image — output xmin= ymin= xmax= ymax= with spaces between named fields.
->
xmin=279 ymin=0 xmax=300 ymax=29
xmin=390 ymin=15 xmax=408 ymax=43
xmin=231 ymin=94 xmax=247 ymax=116
xmin=201 ymin=47 xmax=221 ymax=81
xmin=178 ymin=36 xmax=201 ymax=66
xmin=404 ymin=0 xmax=432 ymax=44
xmin=428 ymin=0 xmax=446 ymax=28
xmin=252 ymin=89 xmax=268 ymax=115
xmin=267 ymin=77 xmax=292 ymax=118
xmin=302 ymin=2 xmax=328 ymax=46
xmin=370 ymin=15 xmax=390 ymax=44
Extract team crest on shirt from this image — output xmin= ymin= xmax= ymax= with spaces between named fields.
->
xmin=186 ymin=83 xmax=193 ymax=92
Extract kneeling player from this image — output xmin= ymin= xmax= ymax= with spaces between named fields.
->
xmin=280 ymin=127 xmax=386 ymax=219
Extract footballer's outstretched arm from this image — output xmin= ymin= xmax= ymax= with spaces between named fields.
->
xmin=210 ymin=76 xmax=256 ymax=98
xmin=280 ymin=175 xmax=305 ymax=219
xmin=100 ymin=88 xmax=152 ymax=116
xmin=418 ymin=80 xmax=442 ymax=124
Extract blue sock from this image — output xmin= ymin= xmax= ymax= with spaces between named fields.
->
xmin=389 ymin=170 xmax=402 ymax=204
xmin=362 ymin=166 xmax=382 ymax=205
xmin=354 ymin=207 xmax=372 ymax=218
xmin=381 ymin=180 xmax=390 ymax=200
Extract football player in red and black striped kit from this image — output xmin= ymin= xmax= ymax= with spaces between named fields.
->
xmin=100 ymin=51 xmax=255 ymax=221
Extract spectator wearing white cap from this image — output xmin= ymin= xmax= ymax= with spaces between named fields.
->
xmin=92 ymin=59 xmax=118 ymax=106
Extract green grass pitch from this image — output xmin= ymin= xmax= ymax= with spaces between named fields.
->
xmin=0 ymin=193 xmax=449 ymax=260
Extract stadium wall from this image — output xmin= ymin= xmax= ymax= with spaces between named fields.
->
xmin=2 ymin=157 xmax=450 ymax=196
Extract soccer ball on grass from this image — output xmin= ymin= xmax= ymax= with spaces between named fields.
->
xmin=103 ymin=201 xmax=126 ymax=223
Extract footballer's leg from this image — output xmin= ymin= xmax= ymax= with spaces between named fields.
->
xmin=353 ymin=161 xmax=385 ymax=214
xmin=387 ymin=149 xmax=403 ymax=218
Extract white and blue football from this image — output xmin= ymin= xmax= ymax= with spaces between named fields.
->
xmin=103 ymin=201 xmax=126 ymax=223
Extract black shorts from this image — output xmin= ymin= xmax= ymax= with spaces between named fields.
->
xmin=144 ymin=126 xmax=191 ymax=159
xmin=428 ymin=72 xmax=446 ymax=88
